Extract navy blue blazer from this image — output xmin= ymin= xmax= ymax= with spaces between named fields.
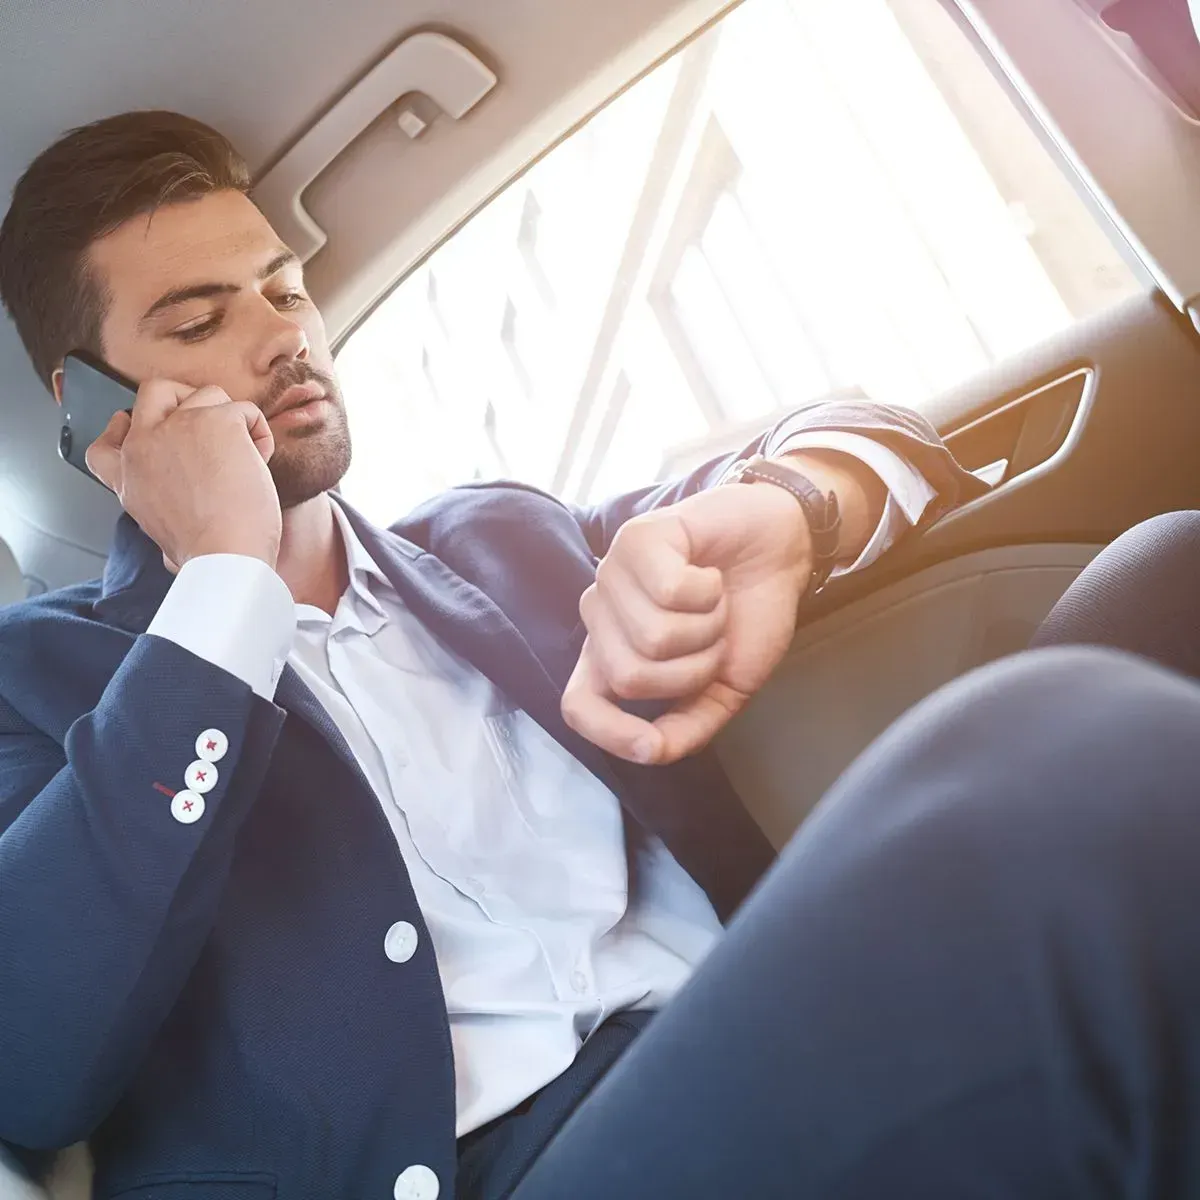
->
xmin=0 ymin=401 xmax=981 ymax=1199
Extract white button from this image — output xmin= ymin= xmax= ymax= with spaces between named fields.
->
xmin=570 ymin=970 xmax=589 ymax=995
xmin=394 ymin=1165 xmax=439 ymax=1200
xmin=170 ymin=790 xmax=206 ymax=825
xmin=195 ymin=729 xmax=228 ymax=763
xmin=183 ymin=760 xmax=218 ymax=795
xmin=384 ymin=922 xmax=419 ymax=964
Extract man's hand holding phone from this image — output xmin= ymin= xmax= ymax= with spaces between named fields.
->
xmin=85 ymin=380 xmax=283 ymax=571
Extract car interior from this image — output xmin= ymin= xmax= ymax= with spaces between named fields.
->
xmin=4 ymin=0 xmax=1200 ymax=1194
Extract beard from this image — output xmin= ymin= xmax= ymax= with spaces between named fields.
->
xmin=254 ymin=362 xmax=353 ymax=510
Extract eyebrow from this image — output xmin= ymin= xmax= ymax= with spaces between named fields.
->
xmin=139 ymin=249 xmax=301 ymax=326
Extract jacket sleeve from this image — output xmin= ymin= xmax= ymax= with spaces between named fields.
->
xmin=569 ymin=399 xmax=989 ymax=558
xmin=0 ymin=631 xmax=286 ymax=1150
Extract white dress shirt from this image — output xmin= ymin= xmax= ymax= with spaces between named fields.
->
xmin=146 ymin=435 xmax=936 ymax=1135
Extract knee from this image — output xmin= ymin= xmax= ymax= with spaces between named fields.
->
xmin=809 ymin=646 xmax=1200 ymax=893
xmin=1035 ymin=511 xmax=1200 ymax=668
xmin=1091 ymin=511 xmax=1200 ymax=585
xmin=730 ymin=648 xmax=1200 ymax=1119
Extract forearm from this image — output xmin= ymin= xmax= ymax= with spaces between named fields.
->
xmin=0 ymin=637 xmax=285 ymax=1148
xmin=776 ymin=448 xmax=887 ymax=567
xmin=574 ymin=398 xmax=985 ymax=559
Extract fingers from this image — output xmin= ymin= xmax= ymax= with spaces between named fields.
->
xmin=561 ymin=643 xmax=747 ymax=766
xmin=131 ymin=380 xmax=276 ymax=465
xmin=561 ymin=644 xmax=665 ymax=764
xmin=83 ymin=409 xmax=132 ymax=492
xmin=174 ymin=389 xmax=273 ymax=462
xmin=582 ymin=513 xmax=729 ymax=706
xmin=580 ymin=583 xmax=725 ymax=701
xmin=229 ymin=400 xmax=276 ymax=464
xmin=582 ymin=574 xmax=727 ymax=662
xmin=91 ymin=379 xmax=276 ymax=519
xmin=639 ymin=558 xmax=723 ymax=614
xmin=129 ymin=377 xmax=203 ymax=428
xmin=604 ymin=517 xmax=723 ymax=614
xmin=132 ymin=379 xmax=247 ymax=428
xmin=651 ymin=683 xmax=747 ymax=764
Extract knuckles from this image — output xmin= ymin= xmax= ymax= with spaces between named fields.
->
xmin=647 ymin=571 xmax=691 ymax=610
xmin=632 ymin=616 xmax=678 ymax=661
xmin=596 ymin=533 xmax=691 ymax=611
xmin=603 ymin=517 xmax=656 ymax=568
xmin=578 ymin=582 xmax=601 ymax=624
xmin=582 ymin=582 xmax=684 ymax=662
xmin=600 ymin=649 xmax=654 ymax=700
xmin=559 ymin=680 xmax=590 ymax=732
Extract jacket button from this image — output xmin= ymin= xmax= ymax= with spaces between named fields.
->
xmin=196 ymin=729 xmax=228 ymax=763
xmin=184 ymin=760 xmax=218 ymax=795
xmin=170 ymin=790 xmax=205 ymax=825
xmin=394 ymin=1165 xmax=438 ymax=1200
xmin=384 ymin=922 xmax=419 ymax=964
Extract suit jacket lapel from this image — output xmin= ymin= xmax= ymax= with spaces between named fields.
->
xmin=336 ymin=501 xmax=624 ymax=793
xmin=340 ymin=507 xmax=776 ymax=917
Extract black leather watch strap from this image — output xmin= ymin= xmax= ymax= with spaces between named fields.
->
xmin=726 ymin=455 xmax=842 ymax=595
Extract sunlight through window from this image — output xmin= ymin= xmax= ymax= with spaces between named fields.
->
xmin=337 ymin=0 xmax=1141 ymax=523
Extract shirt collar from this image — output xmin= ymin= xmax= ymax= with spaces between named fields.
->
xmin=330 ymin=496 xmax=392 ymax=621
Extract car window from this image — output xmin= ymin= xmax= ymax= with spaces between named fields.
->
xmin=336 ymin=0 xmax=1143 ymax=523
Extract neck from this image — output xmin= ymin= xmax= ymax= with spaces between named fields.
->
xmin=276 ymin=493 xmax=349 ymax=615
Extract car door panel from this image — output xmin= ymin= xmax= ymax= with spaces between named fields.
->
xmin=719 ymin=544 xmax=1099 ymax=846
xmin=720 ymin=289 xmax=1200 ymax=842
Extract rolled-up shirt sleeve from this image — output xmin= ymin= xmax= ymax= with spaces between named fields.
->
xmin=755 ymin=428 xmax=941 ymax=574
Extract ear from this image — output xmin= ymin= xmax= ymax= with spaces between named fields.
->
xmin=51 ymin=368 xmax=64 ymax=406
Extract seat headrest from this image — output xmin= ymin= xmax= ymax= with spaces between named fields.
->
xmin=0 ymin=536 xmax=25 ymax=606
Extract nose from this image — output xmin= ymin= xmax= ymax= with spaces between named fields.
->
xmin=253 ymin=304 xmax=310 ymax=377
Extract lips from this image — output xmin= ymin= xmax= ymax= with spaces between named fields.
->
xmin=267 ymin=381 xmax=327 ymax=419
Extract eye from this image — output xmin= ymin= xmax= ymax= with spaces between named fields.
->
xmin=275 ymin=291 xmax=306 ymax=310
xmin=172 ymin=316 xmax=221 ymax=343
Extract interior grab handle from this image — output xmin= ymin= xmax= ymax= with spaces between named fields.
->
xmin=254 ymin=31 xmax=498 ymax=261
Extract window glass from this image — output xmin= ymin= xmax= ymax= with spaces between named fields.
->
xmin=337 ymin=0 xmax=1142 ymax=522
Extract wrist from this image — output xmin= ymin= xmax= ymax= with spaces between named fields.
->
xmin=728 ymin=456 xmax=839 ymax=595
xmin=774 ymin=449 xmax=883 ymax=564
xmin=740 ymin=474 xmax=817 ymax=557
xmin=181 ymin=536 xmax=279 ymax=571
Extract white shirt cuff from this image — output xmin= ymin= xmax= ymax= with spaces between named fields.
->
xmin=832 ymin=493 xmax=910 ymax=576
xmin=767 ymin=429 xmax=937 ymax=525
xmin=755 ymin=429 xmax=939 ymax=576
xmin=147 ymin=555 xmax=296 ymax=701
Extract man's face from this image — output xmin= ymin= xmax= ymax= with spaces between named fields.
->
xmin=79 ymin=189 xmax=350 ymax=509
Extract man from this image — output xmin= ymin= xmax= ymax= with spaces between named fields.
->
xmin=1 ymin=111 xmax=1198 ymax=1200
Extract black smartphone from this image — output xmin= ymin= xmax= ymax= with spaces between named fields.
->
xmin=59 ymin=349 xmax=138 ymax=483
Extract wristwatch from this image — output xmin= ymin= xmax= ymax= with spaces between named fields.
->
xmin=725 ymin=455 xmax=842 ymax=596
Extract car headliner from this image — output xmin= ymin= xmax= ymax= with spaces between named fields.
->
xmin=0 ymin=0 xmax=730 ymax=582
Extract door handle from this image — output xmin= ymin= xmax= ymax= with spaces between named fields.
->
xmin=254 ymin=31 xmax=498 ymax=261
xmin=944 ymin=369 xmax=1091 ymax=484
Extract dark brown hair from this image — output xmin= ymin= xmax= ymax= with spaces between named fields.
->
xmin=0 ymin=110 xmax=251 ymax=392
